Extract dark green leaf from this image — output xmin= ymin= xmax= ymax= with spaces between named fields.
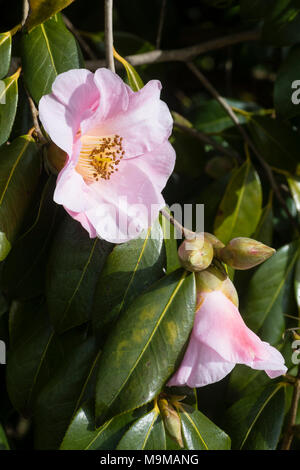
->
xmin=242 ymin=241 xmax=300 ymax=343
xmin=214 ymin=158 xmax=262 ymax=244
xmin=2 ymin=176 xmax=59 ymax=300
xmin=34 ymin=337 xmax=99 ymax=449
xmin=61 ymin=402 xmax=145 ymax=450
xmin=0 ymin=31 xmax=12 ymax=79
xmin=248 ymin=116 xmax=300 ymax=173
xmin=191 ymin=99 xmax=248 ymax=134
xmin=46 ymin=216 xmax=112 ymax=333
xmin=262 ymin=1 xmax=300 ymax=46
xmin=0 ymin=422 xmax=9 ymax=450
xmin=21 ymin=14 xmax=82 ymax=103
xmin=223 ymin=384 xmax=286 ymax=449
xmin=24 ymin=0 xmax=75 ymax=31
xmin=95 ymin=269 xmax=196 ymax=425
xmin=6 ymin=300 xmax=54 ymax=414
xmin=92 ymin=218 xmax=164 ymax=341
xmin=160 ymin=211 xmax=180 ymax=275
xmin=117 ymin=409 xmax=166 ymax=450
xmin=0 ymin=69 xmax=20 ymax=146
xmin=0 ymin=135 xmax=40 ymax=260
xmin=179 ymin=404 xmax=231 ymax=450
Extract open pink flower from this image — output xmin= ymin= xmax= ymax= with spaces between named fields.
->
xmin=39 ymin=68 xmax=175 ymax=243
xmin=168 ymin=290 xmax=287 ymax=388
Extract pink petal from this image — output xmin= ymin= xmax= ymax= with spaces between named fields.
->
xmin=39 ymin=69 xmax=99 ymax=154
xmin=88 ymin=78 xmax=173 ymax=158
xmin=84 ymin=159 xmax=165 ymax=243
xmin=132 ymin=141 xmax=176 ymax=192
xmin=194 ymin=291 xmax=269 ymax=364
xmin=168 ymin=334 xmax=235 ymax=388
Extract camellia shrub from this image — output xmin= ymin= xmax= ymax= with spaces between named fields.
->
xmin=0 ymin=0 xmax=300 ymax=452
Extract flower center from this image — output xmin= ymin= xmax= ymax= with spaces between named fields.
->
xmin=76 ymin=134 xmax=125 ymax=182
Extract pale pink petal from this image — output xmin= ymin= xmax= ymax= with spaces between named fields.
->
xmin=250 ymin=342 xmax=287 ymax=377
xmin=132 ymin=141 xmax=176 ymax=192
xmin=194 ymin=291 xmax=270 ymax=364
xmin=84 ymin=159 xmax=165 ymax=243
xmin=168 ymin=335 xmax=235 ymax=388
xmin=54 ymin=163 xmax=93 ymax=214
xmin=89 ymin=79 xmax=173 ymax=158
xmin=39 ymin=69 xmax=99 ymax=154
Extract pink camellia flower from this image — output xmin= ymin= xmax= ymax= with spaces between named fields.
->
xmin=168 ymin=290 xmax=287 ymax=388
xmin=39 ymin=68 xmax=175 ymax=243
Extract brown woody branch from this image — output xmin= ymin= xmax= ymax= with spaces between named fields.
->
xmin=86 ymin=30 xmax=259 ymax=70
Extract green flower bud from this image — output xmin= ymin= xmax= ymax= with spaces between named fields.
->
xmin=158 ymin=398 xmax=183 ymax=448
xmin=195 ymin=265 xmax=239 ymax=307
xmin=218 ymin=237 xmax=275 ymax=270
xmin=178 ymin=237 xmax=214 ymax=272
xmin=204 ymin=232 xmax=225 ymax=251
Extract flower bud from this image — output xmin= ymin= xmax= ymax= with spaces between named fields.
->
xmin=195 ymin=265 xmax=239 ymax=307
xmin=218 ymin=237 xmax=275 ymax=270
xmin=204 ymin=232 xmax=225 ymax=251
xmin=178 ymin=237 xmax=213 ymax=272
xmin=46 ymin=143 xmax=67 ymax=173
xmin=158 ymin=398 xmax=183 ymax=448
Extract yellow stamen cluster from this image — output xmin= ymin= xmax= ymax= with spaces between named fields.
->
xmin=76 ymin=134 xmax=125 ymax=182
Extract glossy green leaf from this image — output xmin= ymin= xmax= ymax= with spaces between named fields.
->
xmin=34 ymin=337 xmax=99 ymax=449
xmin=113 ymin=47 xmax=143 ymax=92
xmin=117 ymin=408 xmax=166 ymax=450
xmin=24 ymin=0 xmax=75 ymax=31
xmin=214 ymin=158 xmax=262 ymax=244
xmin=95 ymin=269 xmax=196 ymax=425
xmin=92 ymin=218 xmax=164 ymax=341
xmin=253 ymin=194 xmax=273 ymax=246
xmin=0 ymin=423 xmax=9 ymax=450
xmin=191 ymin=99 xmax=248 ymax=134
xmin=223 ymin=384 xmax=286 ymax=449
xmin=61 ymin=402 xmax=145 ymax=450
xmin=0 ymin=31 xmax=12 ymax=79
xmin=0 ymin=69 xmax=20 ymax=146
xmin=6 ymin=300 xmax=53 ymax=414
xmin=275 ymin=46 xmax=300 ymax=119
xmin=21 ymin=14 xmax=82 ymax=103
xmin=242 ymin=241 xmax=300 ymax=343
xmin=1 ymin=177 xmax=59 ymax=300
xmin=160 ymin=211 xmax=180 ymax=275
xmin=46 ymin=216 xmax=112 ymax=333
xmin=7 ymin=299 xmax=89 ymax=418
xmin=179 ymin=404 xmax=230 ymax=450
xmin=227 ymin=365 xmax=271 ymax=404
xmin=288 ymin=176 xmax=300 ymax=213
xmin=0 ymin=135 xmax=40 ymax=260
xmin=248 ymin=116 xmax=300 ymax=173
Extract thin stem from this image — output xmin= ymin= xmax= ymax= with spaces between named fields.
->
xmin=187 ymin=61 xmax=299 ymax=235
xmin=104 ymin=0 xmax=115 ymax=72
xmin=156 ymin=0 xmax=167 ymax=49
xmin=160 ymin=208 xmax=195 ymax=239
xmin=281 ymin=369 xmax=300 ymax=450
xmin=26 ymin=90 xmax=48 ymax=144
xmin=86 ymin=29 xmax=259 ymax=70
xmin=62 ymin=14 xmax=98 ymax=60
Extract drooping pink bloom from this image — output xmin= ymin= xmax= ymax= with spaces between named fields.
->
xmin=168 ymin=291 xmax=287 ymax=388
xmin=39 ymin=68 xmax=175 ymax=243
